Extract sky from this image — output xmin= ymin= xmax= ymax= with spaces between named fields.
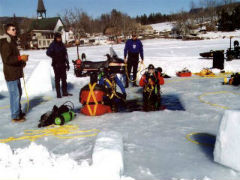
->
xmin=0 ymin=0 xmax=232 ymax=18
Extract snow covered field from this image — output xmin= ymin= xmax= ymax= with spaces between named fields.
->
xmin=150 ymin=22 xmax=240 ymax=40
xmin=1 ymin=37 xmax=240 ymax=180
xmin=151 ymin=22 xmax=174 ymax=32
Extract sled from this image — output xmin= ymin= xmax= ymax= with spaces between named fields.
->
xmin=199 ymin=51 xmax=214 ymax=58
xmin=176 ymin=68 xmax=192 ymax=77
xmin=194 ymin=68 xmax=215 ymax=77
xmin=194 ymin=73 xmax=215 ymax=77
xmin=176 ymin=72 xmax=192 ymax=77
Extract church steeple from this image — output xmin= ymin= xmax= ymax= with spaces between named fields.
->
xmin=37 ymin=0 xmax=46 ymax=19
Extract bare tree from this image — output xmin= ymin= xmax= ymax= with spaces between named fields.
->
xmin=0 ymin=23 xmax=4 ymax=35
xmin=190 ymin=0 xmax=197 ymax=9
xmin=61 ymin=8 xmax=137 ymax=39
xmin=222 ymin=0 xmax=236 ymax=5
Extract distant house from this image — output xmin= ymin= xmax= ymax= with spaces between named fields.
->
xmin=30 ymin=17 xmax=69 ymax=49
xmin=29 ymin=0 xmax=74 ymax=49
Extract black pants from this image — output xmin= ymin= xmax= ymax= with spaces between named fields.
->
xmin=53 ymin=66 xmax=67 ymax=96
xmin=126 ymin=60 xmax=139 ymax=86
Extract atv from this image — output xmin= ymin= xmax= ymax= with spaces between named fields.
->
xmin=226 ymin=37 xmax=240 ymax=61
xmin=72 ymin=47 xmax=126 ymax=77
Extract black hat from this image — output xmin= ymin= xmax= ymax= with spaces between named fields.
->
xmin=148 ymin=64 xmax=155 ymax=70
xmin=157 ymin=67 xmax=162 ymax=73
xmin=54 ymin=32 xmax=62 ymax=38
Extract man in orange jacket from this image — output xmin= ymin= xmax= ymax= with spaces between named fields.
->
xmin=139 ymin=64 xmax=164 ymax=111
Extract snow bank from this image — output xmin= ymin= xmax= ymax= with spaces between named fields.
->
xmin=214 ymin=110 xmax=240 ymax=172
xmin=0 ymin=71 xmax=7 ymax=92
xmin=23 ymin=61 xmax=53 ymax=97
xmin=0 ymin=131 xmax=124 ymax=180
xmin=92 ymin=131 xmax=124 ymax=179
xmin=0 ymin=142 xmax=79 ymax=180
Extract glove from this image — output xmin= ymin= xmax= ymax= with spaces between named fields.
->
xmin=18 ymin=55 xmax=29 ymax=62
xmin=22 ymin=62 xmax=26 ymax=67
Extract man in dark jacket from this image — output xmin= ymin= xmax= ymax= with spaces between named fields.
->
xmin=46 ymin=33 xmax=72 ymax=98
xmin=124 ymin=32 xmax=144 ymax=88
xmin=0 ymin=24 xmax=28 ymax=122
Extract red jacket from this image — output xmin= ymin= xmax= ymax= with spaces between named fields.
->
xmin=139 ymin=72 xmax=164 ymax=87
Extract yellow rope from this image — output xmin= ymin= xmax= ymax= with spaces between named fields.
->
xmin=125 ymin=62 xmax=145 ymax=83
xmin=144 ymin=81 xmax=154 ymax=99
xmin=186 ymin=132 xmax=215 ymax=147
xmin=105 ymin=78 xmax=122 ymax=100
xmin=0 ymin=125 xmax=100 ymax=143
xmin=86 ymin=83 xmax=98 ymax=116
xmin=198 ymin=91 xmax=240 ymax=110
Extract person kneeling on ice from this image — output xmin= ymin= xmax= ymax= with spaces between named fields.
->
xmin=139 ymin=64 xmax=164 ymax=111
xmin=99 ymin=72 xmax=127 ymax=112
xmin=80 ymin=73 xmax=112 ymax=116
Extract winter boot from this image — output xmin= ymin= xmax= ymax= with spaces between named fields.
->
xmin=12 ymin=117 xmax=26 ymax=123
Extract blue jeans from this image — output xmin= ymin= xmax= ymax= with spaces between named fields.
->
xmin=6 ymin=79 xmax=22 ymax=119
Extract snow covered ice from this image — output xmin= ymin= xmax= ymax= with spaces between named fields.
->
xmin=1 ymin=35 xmax=240 ymax=180
xmin=23 ymin=61 xmax=53 ymax=97
xmin=92 ymin=131 xmax=124 ymax=178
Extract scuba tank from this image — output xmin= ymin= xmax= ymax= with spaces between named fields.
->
xmin=55 ymin=110 xmax=75 ymax=125
xmin=38 ymin=101 xmax=75 ymax=128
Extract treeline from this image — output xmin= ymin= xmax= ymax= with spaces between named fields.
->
xmin=61 ymin=9 xmax=137 ymax=37
xmin=136 ymin=13 xmax=175 ymax=25
xmin=135 ymin=0 xmax=240 ymax=25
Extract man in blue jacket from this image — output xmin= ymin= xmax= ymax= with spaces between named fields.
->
xmin=124 ymin=32 xmax=144 ymax=88
xmin=46 ymin=33 xmax=72 ymax=98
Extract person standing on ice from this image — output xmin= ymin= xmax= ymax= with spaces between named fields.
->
xmin=124 ymin=31 xmax=144 ymax=88
xmin=0 ymin=24 xmax=28 ymax=122
xmin=46 ymin=33 xmax=72 ymax=98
